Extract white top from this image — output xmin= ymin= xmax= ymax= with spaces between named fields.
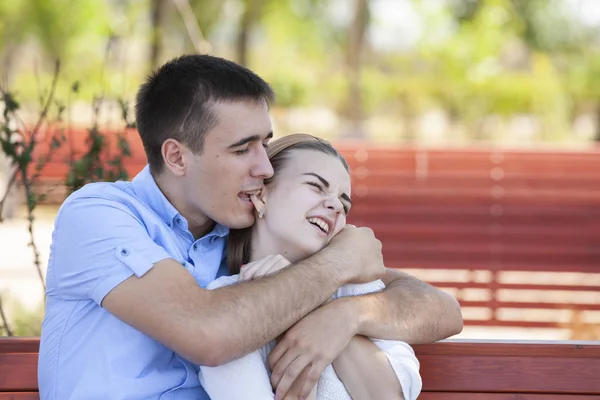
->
xmin=198 ymin=274 xmax=422 ymax=400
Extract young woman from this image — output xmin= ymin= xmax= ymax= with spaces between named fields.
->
xmin=198 ymin=134 xmax=421 ymax=400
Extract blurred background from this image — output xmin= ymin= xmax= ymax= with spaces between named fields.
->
xmin=0 ymin=0 xmax=599 ymax=341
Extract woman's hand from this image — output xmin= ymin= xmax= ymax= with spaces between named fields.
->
xmin=238 ymin=254 xmax=292 ymax=281
xmin=268 ymin=299 xmax=358 ymax=400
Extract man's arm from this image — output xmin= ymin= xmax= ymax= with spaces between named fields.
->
xmin=99 ymin=229 xmax=385 ymax=368
xmin=267 ymin=270 xmax=451 ymax=399
xmin=346 ymin=267 xmax=463 ymax=344
xmin=103 ymin=254 xmax=345 ymax=367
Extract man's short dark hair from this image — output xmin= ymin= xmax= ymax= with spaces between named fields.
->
xmin=135 ymin=54 xmax=275 ymax=174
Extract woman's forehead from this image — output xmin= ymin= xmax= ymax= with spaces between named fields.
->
xmin=282 ymin=149 xmax=350 ymax=186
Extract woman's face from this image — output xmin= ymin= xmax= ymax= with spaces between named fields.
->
xmin=256 ymin=148 xmax=352 ymax=263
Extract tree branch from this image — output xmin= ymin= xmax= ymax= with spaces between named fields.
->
xmin=171 ymin=0 xmax=212 ymax=54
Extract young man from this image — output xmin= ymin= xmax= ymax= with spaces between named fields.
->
xmin=38 ymin=54 xmax=462 ymax=400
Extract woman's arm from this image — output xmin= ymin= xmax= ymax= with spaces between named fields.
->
xmin=198 ymin=345 xmax=276 ymax=400
xmin=332 ymin=335 xmax=404 ymax=400
xmin=331 ymin=280 xmax=422 ymax=400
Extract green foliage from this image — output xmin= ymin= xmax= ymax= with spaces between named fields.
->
xmin=0 ymin=66 xmax=132 ymax=337
xmin=21 ymin=0 xmax=111 ymax=61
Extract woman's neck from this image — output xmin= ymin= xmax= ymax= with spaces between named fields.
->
xmin=249 ymin=223 xmax=297 ymax=264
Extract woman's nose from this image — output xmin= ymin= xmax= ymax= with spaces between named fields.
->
xmin=324 ymin=196 xmax=343 ymax=212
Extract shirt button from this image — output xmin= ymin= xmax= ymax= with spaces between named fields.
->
xmin=193 ymin=244 xmax=198 ymax=251
xmin=120 ymin=248 xmax=130 ymax=256
xmin=176 ymin=218 xmax=182 ymax=224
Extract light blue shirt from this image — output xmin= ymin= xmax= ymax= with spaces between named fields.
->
xmin=38 ymin=165 xmax=230 ymax=400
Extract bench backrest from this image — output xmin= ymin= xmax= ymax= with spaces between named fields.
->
xmin=27 ymin=133 xmax=600 ymax=333
xmin=1 ymin=338 xmax=600 ymax=398
xmin=337 ymin=146 xmax=600 ymax=335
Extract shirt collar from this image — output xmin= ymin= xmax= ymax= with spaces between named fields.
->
xmin=131 ymin=165 xmax=183 ymax=228
xmin=132 ymin=164 xmax=229 ymax=237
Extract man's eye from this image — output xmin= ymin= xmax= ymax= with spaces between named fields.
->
xmin=235 ymin=148 xmax=249 ymax=155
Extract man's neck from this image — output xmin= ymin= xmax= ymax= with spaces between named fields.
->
xmin=153 ymin=171 xmax=213 ymax=240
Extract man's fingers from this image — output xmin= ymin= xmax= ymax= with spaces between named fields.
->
xmin=283 ymin=364 xmax=311 ymax=400
xmin=274 ymin=356 xmax=311 ymax=400
xmin=298 ymin=364 xmax=324 ymax=399
xmin=269 ymin=345 xmax=299 ymax=387
xmin=268 ymin=338 xmax=289 ymax=372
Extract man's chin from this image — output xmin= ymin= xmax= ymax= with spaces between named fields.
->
xmin=220 ymin=213 xmax=256 ymax=230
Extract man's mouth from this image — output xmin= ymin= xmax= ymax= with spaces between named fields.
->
xmin=238 ymin=188 xmax=262 ymax=201
xmin=239 ymin=188 xmax=266 ymax=217
xmin=307 ymin=217 xmax=331 ymax=235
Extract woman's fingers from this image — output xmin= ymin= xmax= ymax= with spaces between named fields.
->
xmin=239 ymin=255 xmax=290 ymax=281
xmin=254 ymin=255 xmax=291 ymax=279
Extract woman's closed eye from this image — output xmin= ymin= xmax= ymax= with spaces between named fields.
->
xmin=306 ymin=181 xmax=324 ymax=192
xmin=306 ymin=181 xmax=349 ymax=214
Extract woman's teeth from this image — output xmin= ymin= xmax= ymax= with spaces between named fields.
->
xmin=308 ymin=217 xmax=329 ymax=234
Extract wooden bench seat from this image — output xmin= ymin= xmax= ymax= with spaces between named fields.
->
xmin=1 ymin=338 xmax=599 ymax=398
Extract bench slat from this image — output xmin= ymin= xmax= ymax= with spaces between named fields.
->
xmin=0 ymin=394 xmax=39 ymax=400
xmin=419 ymin=354 xmax=600 ymax=394
xmin=420 ymin=393 xmax=600 ymax=399
xmin=0 ymin=339 xmax=39 ymax=354
xmin=0 ymin=354 xmax=38 ymax=391
xmin=415 ymin=341 xmax=600 ymax=394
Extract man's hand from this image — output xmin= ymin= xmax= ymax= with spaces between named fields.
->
xmin=327 ymin=224 xmax=385 ymax=285
xmin=239 ymin=254 xmax=291 ymax=281
xmin=267 ymin=300 xmax=356 ymax=400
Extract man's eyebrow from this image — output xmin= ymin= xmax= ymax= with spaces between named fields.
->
xmin=227 ymin=131 xmax=273 ymax=149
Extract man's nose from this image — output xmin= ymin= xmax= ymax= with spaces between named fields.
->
xmin=252 ymin=147 xmax=274 ymax=179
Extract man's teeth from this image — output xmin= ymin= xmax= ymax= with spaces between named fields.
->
xmin=308 ymin=217 xmax=329 ymax=234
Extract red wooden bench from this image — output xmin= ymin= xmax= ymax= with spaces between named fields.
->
xmin=2 ymin=337 xmax=599 ymax=398
xmin=336 ymin=146 xmax=600 ymax=336
xmin=24 ymin=130 xmax=600 ymax=335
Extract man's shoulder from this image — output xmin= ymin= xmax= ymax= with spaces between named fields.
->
xmin=53 ymin=181 xmax=151 ymax=231
xmin=64 ymin=181 xmax=135 ymax=205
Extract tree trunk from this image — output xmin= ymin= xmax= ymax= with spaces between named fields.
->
xmin=343 ymin=0 xmax=369 ymax=139
xmin=150 ymin=0 xmax=169 ymax=72
xmin=236 ymin=0 xmax=263 ymax=66
xmin=595 ymin=102 xmax=600 ymax=142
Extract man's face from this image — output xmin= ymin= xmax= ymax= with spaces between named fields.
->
xmin=182 ymin=100 xmax=274 ymax=231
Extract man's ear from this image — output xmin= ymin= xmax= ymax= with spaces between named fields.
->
xmin=162 ymin=138 xmax=187 ymax=177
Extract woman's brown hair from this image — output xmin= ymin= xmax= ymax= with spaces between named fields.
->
xmin=226 ymin=133 xmax=349 ymax=274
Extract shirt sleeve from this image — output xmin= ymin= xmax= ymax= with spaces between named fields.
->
xmin=49 ymin=194 xmax=172 ymax=305
xmin=333 ymin=280 xmax=385 ymax=299
xmin=206 ymin=274 xmax=240 ymax=290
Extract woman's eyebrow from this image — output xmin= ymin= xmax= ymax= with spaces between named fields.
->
xmin=302 ymin=172 xmax=329 ymax=188
xmin=303 ymin=172 xmax=352 ymax=204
